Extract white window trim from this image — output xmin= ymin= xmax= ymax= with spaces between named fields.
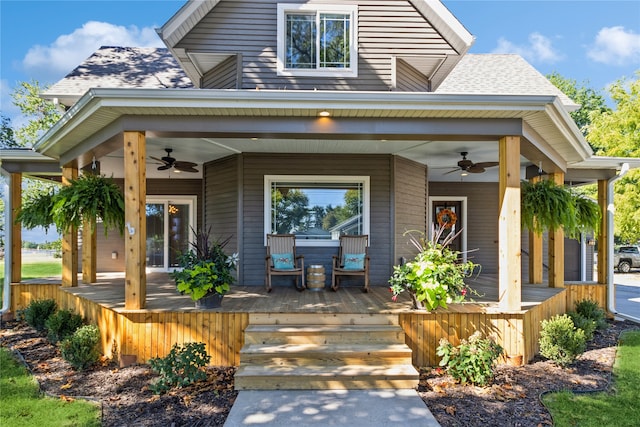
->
xmin=264 ymin=175 xmax=370 ymax=247
xmin=146 ymin=195 xmax=197 ymax=272
xmin=428 ymin=196 xmax=467 ymax=263
xmin=276 ymin=3 xmax=358 ymax=78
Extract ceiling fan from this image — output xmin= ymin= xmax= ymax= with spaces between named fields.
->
xmin=150 ymin=148 xmax=199 ymax=173
xmin=443 ymin=152 xmax=499 ymax=175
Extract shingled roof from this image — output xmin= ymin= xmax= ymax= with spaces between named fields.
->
xmin=42 ymin=46 xmax=193 ymax=107
xmin=435 ymin=54 xmax=579 ymax=110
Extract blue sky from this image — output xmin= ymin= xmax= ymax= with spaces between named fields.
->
xmin=1 ymin=0 xmax=639 ymax=121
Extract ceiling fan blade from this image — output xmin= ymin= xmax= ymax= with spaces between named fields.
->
xmin=174 ymin=161 xmax=198 ymax=169
xmin=474 ymin=161 xmax=499 ymax=168
xmin=443 ymin=168 xmax=461 ymax=175
xmin=157 ymin=164 xmax=172 ymax=171
xmin=150 ymin=156 xmax=170 ymax=165
xmin=175 ymin=166 xmax=199 ymax=173
xmin=467 ymin=165 xmax=486 ymax=173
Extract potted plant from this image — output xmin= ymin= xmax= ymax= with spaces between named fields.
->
xmin=170 ymin=227 xmax=238 ymax=308
xmin=389 ymin=227 xmax=479 ymax=311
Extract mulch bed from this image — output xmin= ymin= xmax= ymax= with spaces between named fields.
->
xmin=1 ymin=318 xmax=635 ymax=426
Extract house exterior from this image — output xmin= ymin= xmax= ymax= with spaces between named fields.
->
xmin=3 ymin=0 xmax=638 ymax=313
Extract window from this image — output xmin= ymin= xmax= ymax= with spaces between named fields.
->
xmin=264 ymin=175 xmax=369 ymax=246
xmin=277 ymin=4 xmax=358 ymax=77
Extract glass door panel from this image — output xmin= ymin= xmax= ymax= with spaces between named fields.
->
xmin=146 ymin=203 xmax=165 ymax=268
xmin=168 ymin=203 xmax=190 ymax=268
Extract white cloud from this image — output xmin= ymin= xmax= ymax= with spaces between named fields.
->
xmin=492 ymin=32 xmax=564 ymax=64
xmin=21 ymin=21 xmax=164 ymax=84
xmin=587 ymin=26 xmax=640 ymax=66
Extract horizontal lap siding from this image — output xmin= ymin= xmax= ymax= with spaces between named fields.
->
xmin=241 ymin=153 xmax=392 ymax=287
xmin=395 ymin=59 xmax=430 ymax=92
xmin=429 ymin=182 xmax=499 ymax=274
xmin=394 ymin=157 xmax=427 ymax=264
xmin=203 ymin=55 xmax=238 ymax=89
xmin=180 ymin=0 xmax=456 ymax=91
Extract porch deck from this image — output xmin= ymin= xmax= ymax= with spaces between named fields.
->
xmin=57 ymin=272 xmax=563 ymax=314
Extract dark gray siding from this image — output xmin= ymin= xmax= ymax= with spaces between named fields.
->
xmin=429 ymin=182 xmax=499 ymax=274
xmin=180 ymin=0 xmax=457 ymax=91
xmin=89 ymin=179 xmax=202 ymax=272
xmin=394 ymin=157 xmax=427 ymax=264
xmin=202 ymin=55 xmax=239 ymax=89
xmin=238 ymin=153 xmax=393 ymax=287
xmin=521 ymin=232 xmax=594 ymax=282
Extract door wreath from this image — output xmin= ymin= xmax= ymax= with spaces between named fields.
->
xmin=437 ymin=208 xmax=457 ymax=229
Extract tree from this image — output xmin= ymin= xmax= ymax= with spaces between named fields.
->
xmin=11 ymin=80 xmax=62 ymax=147
xmin=546 ymin=72 xmax=610 ymax=139
xmin=0 ymin=114 xmax=18 ymax=147
xmin=586 ymin=72 xmax=640 ymax=243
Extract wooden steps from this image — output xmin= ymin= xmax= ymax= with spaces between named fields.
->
xmin=235 ymin=313 xmax=419 ymax=390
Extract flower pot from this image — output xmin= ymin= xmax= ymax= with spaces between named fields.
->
xmin=506 ymin=354 xmax=524 ymax=366
xmin=195 ymin=293 xmax=224 ymax=309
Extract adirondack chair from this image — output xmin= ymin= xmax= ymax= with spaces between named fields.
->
xmin=331 ymin=235 xmax=370 ymax=292
xmin=265 ymin=234 xmax=305 ymax=292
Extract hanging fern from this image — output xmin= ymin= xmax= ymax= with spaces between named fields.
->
xmin=569 ymin=193 xmax=600 ymax=238
xmin=521 ymin=179 xmax=576 ymax=235
xmin=16 ymin=189 xmax=56 ymax=231
xmin=52 ymin=174 xmax=125 ymax=236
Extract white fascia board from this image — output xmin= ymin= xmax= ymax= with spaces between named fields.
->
xmin=158 ymin=0 xmax=220 ymax=48
xmin=544 ymin=98 xmax=593 ymax=161
xmin=569 ymin=156 xmax=640 ymax=170
xmin=411 ymin=0 xmax=475 ymax=54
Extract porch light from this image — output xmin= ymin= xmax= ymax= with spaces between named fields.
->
xmin=318 ymin=110 xmax=331 ymax=117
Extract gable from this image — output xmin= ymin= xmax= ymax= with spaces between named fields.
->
xmin=158 ymin=0 xmax=473 ymax=91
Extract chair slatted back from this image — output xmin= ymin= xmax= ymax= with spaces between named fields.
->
xmin=339 ymin=235 xmax=368 ymax=263
xmin=267 ymin=234 xmax=296 ymax=259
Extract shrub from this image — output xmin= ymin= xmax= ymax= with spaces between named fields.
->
xmin=436 ymin=331 xmax=503 ymax=386
xmin=149 ymin=342 xmax=211 ymax=395
xmin=567 ymin=311 xmax=596 ymax=341
xmin=539 ymin=314 xmax=587 ymax=367
xmin=60 ymin=325 xmax=101 ymax=370
xmin=22 ymin=299 xmax=57 ymax=332
xmin=45 ymin=309 xmax=85 ymax=344
xmin=575 ymin=299 xmax=608 ymax=330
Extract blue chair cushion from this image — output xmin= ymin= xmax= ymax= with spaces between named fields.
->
xmin=343 ymin=253 xmax=365 ymax=270
xmin=271 ymin=253 xmax=294 ymax=269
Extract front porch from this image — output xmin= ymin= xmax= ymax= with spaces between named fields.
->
xmin=9 ymin=274 xmax=607 ymax=367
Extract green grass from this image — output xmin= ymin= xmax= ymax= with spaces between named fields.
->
xmin=543 ymin=330 xmax=640 ymax=427
xmin=0 ymin=348 xmax=101 ymax=427
xmin=0 ymin=259 xmax=62 ymax=281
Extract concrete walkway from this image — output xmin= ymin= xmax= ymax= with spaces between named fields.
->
xmin=224 ymin=389 xmax=440 ymax=426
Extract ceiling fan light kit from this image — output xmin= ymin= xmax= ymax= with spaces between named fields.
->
xmin=150 ymin=148 xmax=199 ymax=173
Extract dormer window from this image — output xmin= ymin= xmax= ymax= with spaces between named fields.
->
xmin=277 ymin=4 xmax=358 ymax=77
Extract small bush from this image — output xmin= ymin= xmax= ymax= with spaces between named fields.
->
xmin=567 ymin=311 xmax=596 ymax=341
xmin=149 ymin=342 xmax=211 ymax=395
xmin=22 ymin=299 xmax=57 ymax=332
xmin=436 ymin=331 xmax=503 ymax=386
xmin=575 ymin=299 xmax=608 ymax=330
xmin=539 ymin=314 xmax=587 ymax=367
xmin=45 ymin=309 xmax=85 ymax=344
xmin=60 ymin=325 xmax=101 ymax=371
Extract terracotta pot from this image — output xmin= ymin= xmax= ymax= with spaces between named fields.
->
xmin=506 ymin=354 xmax=524 ymax=366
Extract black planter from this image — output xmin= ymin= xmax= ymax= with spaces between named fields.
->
xmin=195 ymin=293 xmax=224 ymax=309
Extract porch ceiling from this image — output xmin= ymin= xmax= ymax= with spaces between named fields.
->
xmin=33 ymin=89 xmax=598 ymax=183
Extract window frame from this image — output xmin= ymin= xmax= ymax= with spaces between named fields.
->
xmin=276 ymin=3 xmax=358 ymax=78
xmin=264 ymin=175 xmax=370 ymax=247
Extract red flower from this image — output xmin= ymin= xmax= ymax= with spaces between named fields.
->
xmin=461 ymin=288 xmax=467 ymax=296
xmin=392 ymin=295 xmax=397 ymax=302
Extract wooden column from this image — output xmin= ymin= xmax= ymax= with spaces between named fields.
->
xmin=498 ymin=136 xmax=522 ymax=311
xmin=10 ymin=173 xmax=22 ymax=283
xmin=528 ymin=175 xmax=543 ymax=284
xmin=82 ymin=217 xmax=97 ymax=283
xmin=61 ymin=166 xmax=78 ymax=287
xmin=124 ymin=131 xmax=147 ymax=310
xmin=548 ymin=172 xmax=565 ymax=288
xmin=597 ymin=180 xmax=609 ymax=284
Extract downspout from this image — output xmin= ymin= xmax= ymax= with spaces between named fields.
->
xmin=580 ymin=232 xmax=586 ymax=282
xmin=607 ymin=162 xmax=634 ymax=321
xmin=1 ymin=169 xmax=12 ymax=316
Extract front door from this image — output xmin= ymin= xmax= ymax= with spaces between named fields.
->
xmin=429 ymin=197 xmax=467 ymax=261
xmin=146 ymin=196 xmax=196 ymax=271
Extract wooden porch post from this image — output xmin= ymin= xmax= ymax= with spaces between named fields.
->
xmin=124 ymin=131 xmax=147 ymax=310
xmin=498 ymin=136 xmax=522 ymax=311
xmin=597 ymin=180 xmax=609 ymax=284
xmin=10 ymin=173 xmax=22 ymax=283
xmin=528 ymin=175 xmax=543 ymax=284
xmin=82 ymin=217 xmax=97 ymax=283
xmin=548 ymin=172 xmax=565 ymax=288
xmin=62 ymin=166 xmax=78 ymax=287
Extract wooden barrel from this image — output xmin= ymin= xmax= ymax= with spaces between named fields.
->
xmin=306 ymin=265 xmax=325 ymax=291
